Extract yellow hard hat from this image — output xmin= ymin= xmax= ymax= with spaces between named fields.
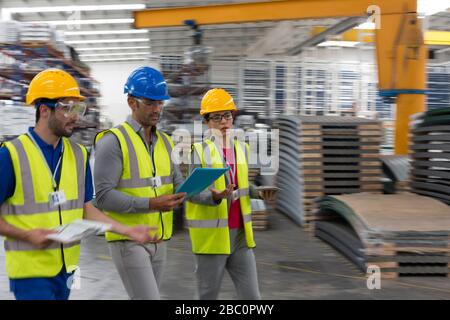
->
xmin=200 ymin=88 xmax=237 ymax=116
xmin=26 ymin=68 xmax=85 ymax=105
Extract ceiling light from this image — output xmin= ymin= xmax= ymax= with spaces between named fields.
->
xmin=317 ymin=41 xmax=360 ymax=47
xmin=5 ymin=4 xmax=145 ymax=14
xmin=80 ymin=52 xmax=150 ymax=57
xmin=75 ymin=46 xmax=149 ymax=51
xmin=27 ymin=18 xmax=134 ymax=25
xmin=66 ymin=38 xmax=149 ymax=44
xmin=418 ymin=0 xmax=450 ymax=16
xmin=82 ymin=57 xmax=148 ymax=62
xmin=65 ymin=29 xmax=147 ymax=36
xmin=354 ymin=22 xmax=376 ymax=30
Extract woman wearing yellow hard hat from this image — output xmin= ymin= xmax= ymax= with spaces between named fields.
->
xmin=185 ymin=88 xmax=261 ymax=300
xmin=0 ymin=68 xmax=153 ymax=300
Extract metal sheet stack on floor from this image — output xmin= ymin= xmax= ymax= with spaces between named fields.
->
xmin=315 ymin=193 xmax=450 ymax=278
xmin=380 ymin=155 xmax=411 ymax=193
xmin=410 ymin=107 xmax=450 ymax=205
xmin=251 ymin=199 xmax=268 ymax=231
xmin=275 ymin=115 xmax=383 ymax=226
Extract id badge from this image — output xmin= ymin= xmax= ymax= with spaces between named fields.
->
xmin=232 ymin=190 xmax=239 ymax=202
xmin=49 ymin=190 xmax=67 ymax=207
xmin=150 ymin=176 xmax=162 ymax=188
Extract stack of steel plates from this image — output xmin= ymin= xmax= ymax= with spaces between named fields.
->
xmin=275 ymin=115 xmax=383 ymax=226
xmin=19 ymin=23 xmax=55 ymax=43
xmin=380 ymin=155 xmax=411 ymax=193
xmin=251 ymin=199 xmax=268 ymax=231
xmin=0 ymin=21 xmax=20 ymax=43
xmin=315 ymin=193 xmax=450 ymax=278
xmin=410 ymin=108 xmax=450 ymax=205
xmin=248 ymin=168 xmax=261 ymax=184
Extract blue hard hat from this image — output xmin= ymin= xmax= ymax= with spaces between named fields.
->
xmin=124 ymin=66 xmax=170 ymax=100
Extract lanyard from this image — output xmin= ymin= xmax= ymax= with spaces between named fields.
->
xmin=27 ymin=132 xmax=64 ymax=191
xmin=137 ymin=125 xmax=156 ymax=177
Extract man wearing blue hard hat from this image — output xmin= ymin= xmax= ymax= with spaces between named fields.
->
xmin=94 ymin=66 xmax=186 ymax=299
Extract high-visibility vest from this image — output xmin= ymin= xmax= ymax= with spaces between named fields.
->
xmin=95 ymin=122 xmax=174 ymax=242
xmin=185 ymin=139 xmax=255 ymax=254
xmin=0 ymin=134 xmax=87 ymax=279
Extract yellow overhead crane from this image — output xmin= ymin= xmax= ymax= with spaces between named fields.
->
xmin=134 ymin=0 xmax=431 ymax=155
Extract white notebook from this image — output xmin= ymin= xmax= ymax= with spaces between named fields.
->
xmin=46 ymin=219 xmax=112 ymax=244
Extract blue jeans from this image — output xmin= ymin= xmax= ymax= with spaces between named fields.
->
xmin=10 ymin=269 xmax=73 ymax=300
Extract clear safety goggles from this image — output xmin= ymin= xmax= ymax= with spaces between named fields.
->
xmin=55 ymin=100 xmax=87 ymax=118
xmin=135 ymin=98 xmax=164 ymax=108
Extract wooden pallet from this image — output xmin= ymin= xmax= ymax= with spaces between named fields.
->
xmin=252 ymin=210 xmax=269 ymax=231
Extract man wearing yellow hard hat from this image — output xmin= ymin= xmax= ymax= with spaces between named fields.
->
xmin=0 ymin=68 xmax=154 ymax=300
xmin=185 ymin=88 xmax=261 ymax=300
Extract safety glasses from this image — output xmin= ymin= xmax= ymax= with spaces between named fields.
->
xmin=135 ymin=98 xmax=164 ymax=108
xmin=208 ymin=112 xmax=233 ymax=123
xmin=56 ymin=100 xmax=87 ymax=118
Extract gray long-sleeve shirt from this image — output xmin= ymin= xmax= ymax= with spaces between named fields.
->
xmin=94 ymin=115 xmax=184 ymax=213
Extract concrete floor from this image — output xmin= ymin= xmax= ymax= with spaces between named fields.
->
xmin=0 ymin=212 xmax=449 ymax=300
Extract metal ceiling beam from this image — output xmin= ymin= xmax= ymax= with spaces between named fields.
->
xmin=286 ymin=17 xmax=364 ymax=55
xmin=134 ymin=0 xmax=417 ymax=28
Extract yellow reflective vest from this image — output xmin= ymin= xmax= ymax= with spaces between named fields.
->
xmin=0 ymin=134 xmax=87 ymax=279
xmin=95 ymin=122 xmax=174 ymax=242
xmin=185 ymin=139 xmax=255 ymax=254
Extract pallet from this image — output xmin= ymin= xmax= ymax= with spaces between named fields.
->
xmin=315 ymin=217 xmax=450 ymax=279
xmin=301 ymin=149 xmax=380 ymax=155
xmin=366 ymin=264 xmax=450 ymax=279
xmin=252 ymin=210 xmax=269 ymax=230
xmin=300 ymin=124 xmax=381 ymax=130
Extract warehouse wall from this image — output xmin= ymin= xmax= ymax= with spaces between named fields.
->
xmin=298 ymin=47 xmax=375 ymax=63
xmin=88 ymin=60 xmax=160 ymax=125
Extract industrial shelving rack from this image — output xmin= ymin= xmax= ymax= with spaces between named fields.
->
xmin=0 ymin=42 xmax=102 ymax=148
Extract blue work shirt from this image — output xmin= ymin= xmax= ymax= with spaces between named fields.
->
xmin=0 ymin=127 xmax=94 ymax=205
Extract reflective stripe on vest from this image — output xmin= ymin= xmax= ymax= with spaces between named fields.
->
xmin=115 ymin=125 xmax=173 ymax=189
xmin=185 ymin=214 xmax=252 ymax=229
xmin=95 ymin=122 xmax=175 ymax=242
xmin=185 ymin=138 xmax=255 ymax=254
xmin=233 ymin=187 xmax=249 ymax=199
xmin=1 ymin=135 xmax=86 ymax=279
xmin=0 ymin=138 xmax=85 ymax=215
xmin=4 ymin=240 xmax=80 ymax=251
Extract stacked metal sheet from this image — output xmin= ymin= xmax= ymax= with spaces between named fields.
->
xmin=0 ymin=101 xmax=35 ymax=142
xmin=275 ymin=115 xmax=383 ymax=226
xmin=315 ymin=193 xmax=450 ymax=278
xmin=0 ymin=21 xmax=20 ymax=43
xmin=251 ymin=199 xmax=268 ymax=231
xmin=380 ymin=155 xmax=411 ymax=193
xmin=427 ymin=65 xmax=450 ymax=111
xmin=19 ymin=23 xmax=55 ymax=43
xmin=410 ymin=107 xmax=450 ymax=205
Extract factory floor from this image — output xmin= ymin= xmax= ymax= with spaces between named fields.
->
xmin=0 ymin=212 xmax=448 ymax=300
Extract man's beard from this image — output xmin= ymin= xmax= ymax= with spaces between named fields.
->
xmin=49 ymin=116 xmax=74 ymax=138
xmin=143 ymin=112 xmax=161 ymax=127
